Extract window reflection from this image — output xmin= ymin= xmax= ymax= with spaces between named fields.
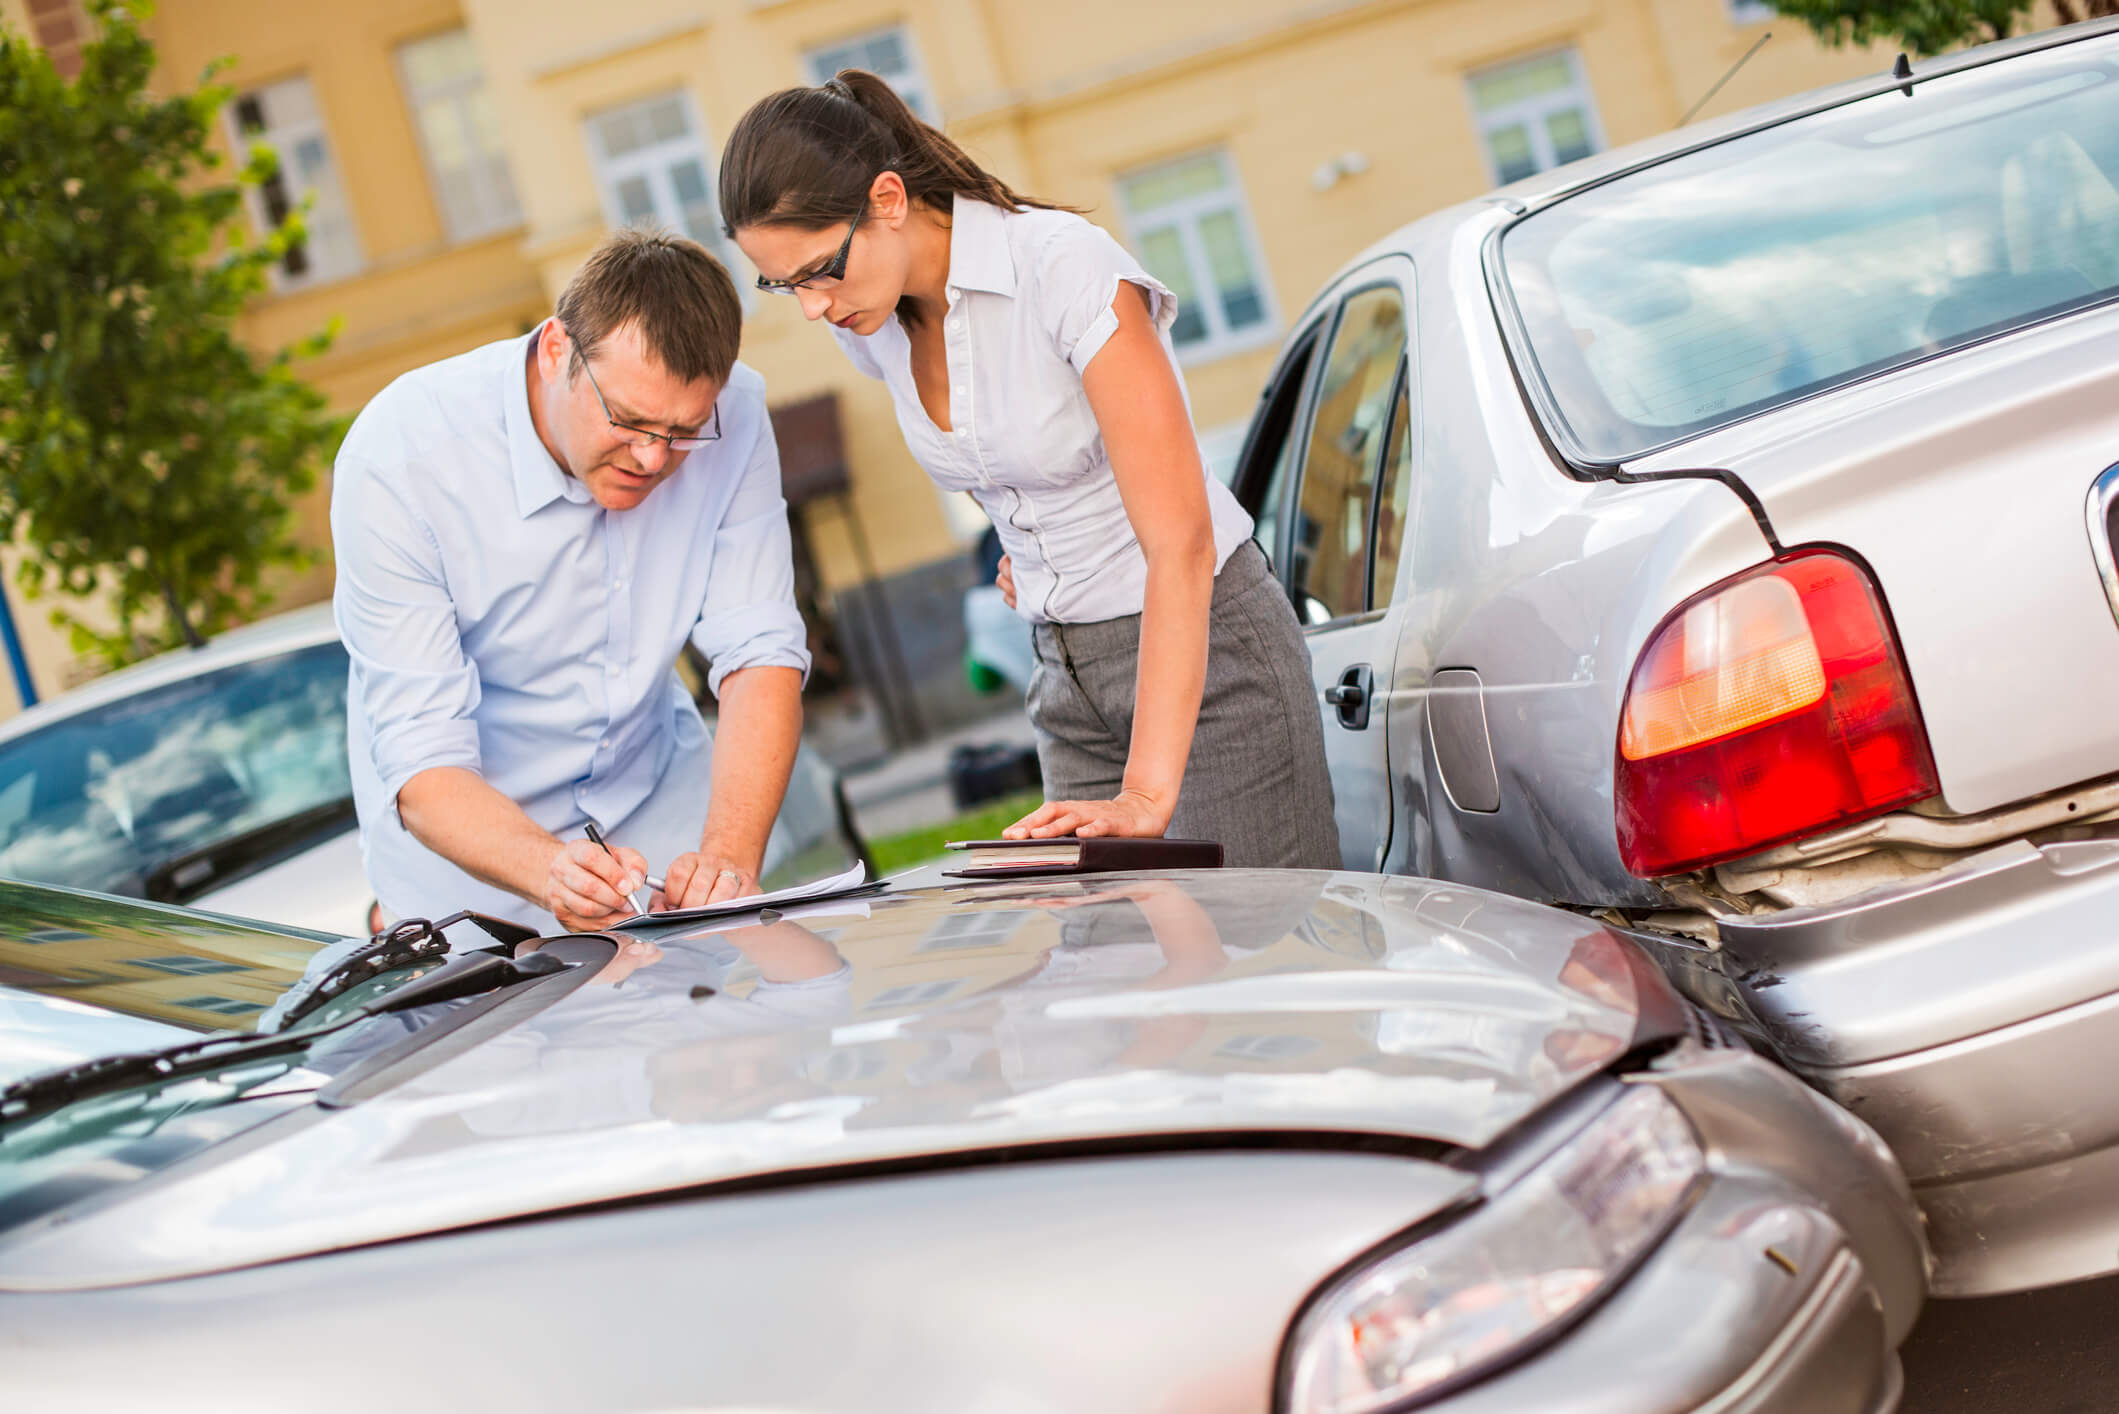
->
xmin=1504 ymin=50 xmax=2119 ymax=459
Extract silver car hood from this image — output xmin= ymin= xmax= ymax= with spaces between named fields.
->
xmin=1632 ymin=301 xmax=2119 ymax=814
xmin=0 ymin=870 xmax=1665 ymax=1289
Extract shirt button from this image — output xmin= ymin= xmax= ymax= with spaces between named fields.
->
xmin=599 ymin=738 xmax=610 ymax=750
xmin=606 ymin=663 xmax=620 ymax=677
xmin=611 ymin=579 xmax=624 ymax=591
xmin=956 ymin=427 xmax=969 ymax=438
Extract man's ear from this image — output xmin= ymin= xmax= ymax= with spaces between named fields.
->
xmin=538 ymin=318 xmax=572 ymax=380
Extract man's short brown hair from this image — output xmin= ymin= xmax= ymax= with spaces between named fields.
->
xmin=553 ymin=227 xmax=742 ymax=385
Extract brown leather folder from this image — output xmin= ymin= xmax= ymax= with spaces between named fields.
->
xmin=939 ymin=836 xmax=1225 ymax=879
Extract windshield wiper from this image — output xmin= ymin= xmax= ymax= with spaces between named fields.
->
xmin=141 ymin=796 xmax=360 ymax=904
xmin=0 ymin=913 xmax=562 ymax=1135
xmin=272 ymin=910 xmax=539 ymax=1032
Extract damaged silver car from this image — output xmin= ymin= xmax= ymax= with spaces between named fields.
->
xmin=0 ymin=867 xmax=1922 ymax=1412
xmin=1235 ymin=19 xmax=2119 ymax=1294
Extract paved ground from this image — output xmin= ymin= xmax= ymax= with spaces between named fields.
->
xmin=1900 ymin=1273 xmax=2119 ymax=1412
xmin=840 ymin=707 xmax=1039 ymax=839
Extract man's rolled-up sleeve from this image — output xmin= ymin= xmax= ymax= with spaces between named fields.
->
xmin=689 ymin=406 xmax=813 ymax=698
xmin=332 ymin=457 xmax=484 ymax=816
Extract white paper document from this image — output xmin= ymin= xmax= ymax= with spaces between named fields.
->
xmin=619 ymin=860 xmax=874 ymax=926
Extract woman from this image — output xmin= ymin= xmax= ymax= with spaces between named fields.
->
xmin=721 ymin=71 xmax=1337 ymax=868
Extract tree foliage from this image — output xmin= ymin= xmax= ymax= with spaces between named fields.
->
xmin=0 ymin=0 xmax=345 ymax=667
xmin=1765 ymin=0 xmax=2038 ymax=55
xmin=1766 ymin=0 xmax=2119 ymax=56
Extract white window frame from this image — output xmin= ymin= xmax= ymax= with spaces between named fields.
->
xmin=1116 ymin=148 xmax=1280 ymax=368
xmin=1466 ymin=47 xmax=1607 ymax=188
xmin=803 ymin=22 xmax=938 ymax=123
xmin=583 ymin=88 xmax=749 ymax=300
xmin=1726 ymin=0 xmax=1776 ymax=25
xmin=396 ymin=29 xmax=523 ymax=244
xmin=225 ymin=74 xmax=363 ymax=291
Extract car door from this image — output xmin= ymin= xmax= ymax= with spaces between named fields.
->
xmin=1236 ymin=268 xmax=1415 ymax=869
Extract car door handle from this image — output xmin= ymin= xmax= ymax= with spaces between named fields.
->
xmin=1326 ymin=665 xmax=1373 ymax=730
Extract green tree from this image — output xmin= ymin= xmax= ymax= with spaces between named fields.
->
xmin=0 ymin=0 xmax=345 ymax=668
xmin=1767 ymin=0 xmax=2115 ymax=56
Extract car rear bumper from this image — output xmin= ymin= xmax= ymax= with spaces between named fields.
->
xmin=1812 ymin=987 xmax=2119 ymax=1295
xmin=1704 ymin=837 xmax=2119 ymax=1294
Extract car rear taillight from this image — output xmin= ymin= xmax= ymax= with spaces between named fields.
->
xmin=1615 ymin=549 xmax=1938 ymax=878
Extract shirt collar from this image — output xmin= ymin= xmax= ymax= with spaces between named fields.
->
xmin=505 ymin=319 xmax=591 ymax=518
xmin=947 ymin=193 xmax=1017 ymax=298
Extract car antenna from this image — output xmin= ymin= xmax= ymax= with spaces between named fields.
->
xmin=1680 ymin=30 xmax=1772 ymax=126
xmin=1892 ymin=51 xmax=1915 ymax=97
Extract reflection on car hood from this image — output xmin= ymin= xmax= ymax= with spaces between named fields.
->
xmin=0 ymin=869 xmax=1669 ymax=1289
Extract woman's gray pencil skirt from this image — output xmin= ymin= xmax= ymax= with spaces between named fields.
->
xmin=1026 ymin=539 xmax=1342 ymax=870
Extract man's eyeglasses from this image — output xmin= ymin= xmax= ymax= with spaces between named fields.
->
xmin=755 ymin=205 xmax=863 ymax=295
xmin=578 ymin=353 xmax=720 ymax=451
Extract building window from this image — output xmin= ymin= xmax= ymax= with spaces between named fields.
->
xmin=1727 ymin=0 xmax=1776 ymax=24
xmin=228 ymin=75 xmax=363 ymax=286
xmin=173 ymin=995 xmax=264 ymax=1017
xmin=584 ymin=91 xmax=744 ymax=282
xmin=134 ymin=956 xmax=246 ymax=976
xmin=918 ymin=910 xmax=1030 ymax=951
xmin=1467 ymin=49 xmax=1605 ymax=187
xmin=397 ymin=29 xmax=522 ymax=243
xmin=867 ymin=979 xmax=959 ymax=1010
xmin=21 ymin=927 xmax=93 ymax=945
xmin=804 ymin=24 xmax=936 ymax=122
xmin=1117 ymin=149 xmax=1276 ymax=363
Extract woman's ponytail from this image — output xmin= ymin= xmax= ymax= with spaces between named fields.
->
xmin=720 ymin=68 xmax=1074 ymax=238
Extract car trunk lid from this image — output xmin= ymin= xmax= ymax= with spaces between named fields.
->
xmin=1629 ymin=303 xmax=2119 ymax=816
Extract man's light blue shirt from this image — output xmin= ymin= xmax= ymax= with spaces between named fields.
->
xmin=331 ymin=324 xmax=810 ymax=927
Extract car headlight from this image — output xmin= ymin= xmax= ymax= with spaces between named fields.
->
xmin=1283 ymin=1084 xmax=1705 ymax=1413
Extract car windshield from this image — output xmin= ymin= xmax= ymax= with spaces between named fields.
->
xmin=1500 ymin=40 xmax=2119 ymax=462
xmin=0 ymin=643 xmax=353 ymax=898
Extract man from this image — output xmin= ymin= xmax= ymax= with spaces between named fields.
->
xmin=332 ymin=228 xmax=809 ymax=934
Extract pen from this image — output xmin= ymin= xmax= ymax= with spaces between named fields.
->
xmin=581 ymin=822 xmax=650 ymax=916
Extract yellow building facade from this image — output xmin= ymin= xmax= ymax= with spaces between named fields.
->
xmin=3 ymin=0 xmax=2066 ymax=729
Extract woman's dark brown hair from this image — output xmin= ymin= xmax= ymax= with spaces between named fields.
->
xmin=720 ymin=69 xmax=1073 ymax=238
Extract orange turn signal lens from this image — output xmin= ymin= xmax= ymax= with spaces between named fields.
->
xmin=1618 ymin=574 xmax=1826 ymax=761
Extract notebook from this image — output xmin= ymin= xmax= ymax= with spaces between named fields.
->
xmin=940 ymin=836 xmax=1225 ymax=879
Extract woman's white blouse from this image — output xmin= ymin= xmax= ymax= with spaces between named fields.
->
xmin=830 ymin=196 xmax=1254 ymax=624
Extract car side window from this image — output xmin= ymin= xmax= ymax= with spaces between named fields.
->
xmin=1370 ymin=368 xmax=1413 ymax=606
xmin=1287 ymin=284 xmax=1408 ymax=625
xmin=1232 ymin=328 xmax=1322 ymax=574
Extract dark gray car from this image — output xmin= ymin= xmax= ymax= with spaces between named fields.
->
xmin=1236 ymin=20 xmax=2119 ymax=1295
xmin=0 ymin=866 xmax=1920 ymax=1412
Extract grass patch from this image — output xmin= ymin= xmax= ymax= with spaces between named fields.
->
xmin=867 ymin=790 xmax=1045 ymax=876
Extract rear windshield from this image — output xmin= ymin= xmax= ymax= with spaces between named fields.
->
xmin=1500 ymin=40 xmax=2119 ymax=462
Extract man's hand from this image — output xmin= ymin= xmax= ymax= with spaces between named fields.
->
xmin=663 ymin=850 xmax=761 ymax=910
xmin=1004 ymin=785 xmax=1173 ymax=841
xmin=996 ymin=554 xmax=1016 ymax=611
xmin=542 ymin=838 xmax=649 ymax=932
